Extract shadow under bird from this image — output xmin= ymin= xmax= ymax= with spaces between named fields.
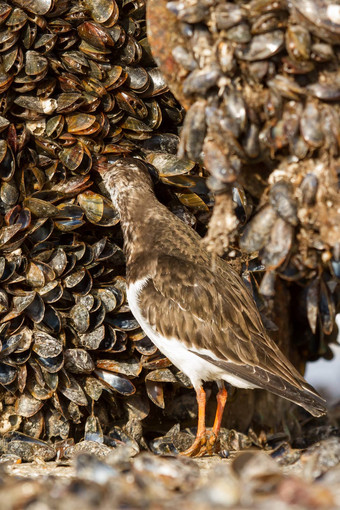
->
xmin=97 ymin=157 xmax=327 ymax=457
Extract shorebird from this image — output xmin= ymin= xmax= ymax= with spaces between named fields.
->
xmin=97 ymin=157 xmax=327 ymax=457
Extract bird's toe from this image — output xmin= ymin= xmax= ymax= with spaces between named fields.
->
xmin=180 ymin=434 xmax=207 ymax=457
xmin=206 ymin=431 xmax=220 ymax=455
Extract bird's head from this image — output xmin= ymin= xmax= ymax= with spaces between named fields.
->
xmin=94 ymin=156 xmax=159 ymax=208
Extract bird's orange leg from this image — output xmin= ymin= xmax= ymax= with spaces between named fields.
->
xmin=207 ymin=385 xmax=228 ymax=454
xmin=180 ymin=386 xmax=207 ymax=457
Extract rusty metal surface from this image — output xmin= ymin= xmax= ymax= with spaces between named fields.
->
xmin=147 ymin=0 xmax=192 ymax=110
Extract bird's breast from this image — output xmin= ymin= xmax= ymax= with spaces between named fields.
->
xmin=126 ymin=279 xmax=231 ymax=388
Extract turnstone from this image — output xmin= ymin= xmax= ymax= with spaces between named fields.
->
xmin=97 ymin=157 xmax=327 ymax=457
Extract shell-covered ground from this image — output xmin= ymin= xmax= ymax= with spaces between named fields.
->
xmin=1 ymin=406 xmax=340 ymax=510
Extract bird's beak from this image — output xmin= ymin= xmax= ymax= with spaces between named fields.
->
xmin=146 ymin=163 xmax=160 ymax=186
xmin=92 ymin=156 xmax=110 ymax=176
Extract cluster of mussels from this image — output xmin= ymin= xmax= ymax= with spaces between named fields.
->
xmin=0 ymin=0 xmax=215 ymax=444
xmin=148 ymin=0 xmax=339 ymax=358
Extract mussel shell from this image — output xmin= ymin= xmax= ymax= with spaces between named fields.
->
xmin=42 ymin=305 xmax=62 ymax=334
xmin=88 ymin=0 xmax=119 ymax=25
xmin=33 ymin=331 xmax=63 ymax=358
xmin=259 ymin=270 xmax=276 ymax=299
xmin=35 ymin=351 xmax=64 ymax=373
xmin=125 ymin=65 xmax=150 ymax=91
xmin=240 ymin=206 xmax=277 ymax=253
xmin=89 ymin=301 xmax=106 ymax=330
xmin=146 ymin=152 xmax=194 ymax=176
xmin=49 ymin=249 xmax=68 ymax=277
xmin=0 ymin=259 xmax=16 ymax=282
xmin=84 ymin=376 xmax=106 ymax=401
xmin=236 ymin=30 xmax=284 ymax=60
xmin=307 ymin=83 xmax=340 ymax=101
xmin=95 ymin=369 xmax=136 ymax=395
xmin=134 ymin=336 xmax=158 ymax=355
xmin=319 ymin=278 xmax=336 ymax=335
xmin=146 ymin=368 xmax=178 ymax=383
xmin=0 ymin=224 xmax=22 ymax=249
xmin=15 ymin=391 xmax=44 ymax=417
xmin=7 ymin=348 xmax=31 ymax=366
xmin=24 ymin=197 xmax=59 ymax=218
xmin=64 ymin=348 xmax=95 ymax=374
xmin=107 ymin=312 xmax=139 ymax=331
xmin=300 ymin=173 xmax=318 ymax=206
xmin=285 ymin=24 xmax=311 ymax=61
xmin=38 ymin=281 xmax=63 ymax=303
xmin=0 ymin=362 xmax=17 ymax=385
xmin=300 ymin=102 xmax=324 ymax=147
xmin=290 ymin=0 xmax=340 ymax=43
xmin=307 ymin=279 xmax=319 ymax=334
xmin=70 ymin=303 xmax=90 ymax=333
xmin=214 ymin=3 xmax=244 ymax=30
xmin=59 ymin=370 xmax=88 ymax=405
xmin=45 ymin=410 xmax=70 ymax=440
xmin=136 ymin=133 xmax=179 ymax=154
xmin=96 ymin=356 xmax=142 ymax=377
xmin=260 ymin=217 xmax=294 ymax=270
xmin=26 ymin=373 xmax=54 ymax=401
xmin=0 ymin=334 xmax=23 ymax=357
xmin=97 ymin=325 xmax=126 ymax=352
xmin=14 ymin=0 xmax=53 ymax=16
xmin=78 ymin=324 xmax=105 ymax=349
xmin=145 ymin=380 xmax=164 ymax=408
xmin=84 ymin=415 xmax=104 ymax=443
xmin=141 ymin=355 xmax=172 ymax=370
xmin=78 ymin=191 xmax=119 ymax=226
xmin=269 ymin=181 xmax=298 ymax=226
xmin=26 ymin=293 xmax=45 ymax=323
xmin=0 ymin=288 xmax=9 ymax=313
xmin=94 ymin=287 xmax=117 ymax=312
xmin=4 ymin=431 xmax=56 ymax=461
xmin=330 ymin=258 xmax=340 ymax=280
xmin=64 ymin=268 xmax=92 ymax=295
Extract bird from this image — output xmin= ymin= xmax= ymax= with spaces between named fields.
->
xmin=96 ymin=156 xmax=327 ymax=457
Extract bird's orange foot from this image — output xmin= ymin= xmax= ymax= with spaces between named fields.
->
xmin=180 ymin=431 xmax=220 ymax=457
xmin=206 ymin=431 xmax=219 ymax=455
xmin=180 ymin=434 xmax=208 ymax=457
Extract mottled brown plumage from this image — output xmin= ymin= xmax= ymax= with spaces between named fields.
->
xmin=98 ymin=157 xmax=326 ymax=455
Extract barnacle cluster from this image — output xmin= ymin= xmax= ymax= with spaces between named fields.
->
xmin=148 ymin=0 xmax=339 ymax=361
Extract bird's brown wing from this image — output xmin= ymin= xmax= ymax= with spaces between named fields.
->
xmin=137 ymin=254 xmax=326 ymax=416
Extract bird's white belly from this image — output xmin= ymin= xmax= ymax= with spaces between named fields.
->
xmin=127 ymin=279 xmax=257 ymax=390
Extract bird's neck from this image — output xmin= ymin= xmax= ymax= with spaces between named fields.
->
xmin=117 ymin=187 xmax=163 ymax=266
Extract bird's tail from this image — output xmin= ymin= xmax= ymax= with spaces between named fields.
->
xmin=191 ymin=345 xmax=328 ymax=418
xmin=266 ymin=379 xmax=327 ymax=417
